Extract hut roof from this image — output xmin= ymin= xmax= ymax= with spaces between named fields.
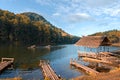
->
xmin=75 ymin=36 xmax=111 ymax=48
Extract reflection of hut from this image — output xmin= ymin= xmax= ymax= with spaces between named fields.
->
xmin=75 ymin=36 xmax=111 ymax=54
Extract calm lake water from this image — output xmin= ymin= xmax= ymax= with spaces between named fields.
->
xmin=0 ymin=44 xmax=119 ymax=80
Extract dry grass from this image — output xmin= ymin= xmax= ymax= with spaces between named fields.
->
xmin=73 ymin=68 xmax=120 ymax=80
xmin=0 ymin=77 xmax=22 ymax=80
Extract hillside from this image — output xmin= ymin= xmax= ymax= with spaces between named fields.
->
xmin=90 ymin=30 xmax=120 ymax=43
xmin=0 ymin=9 xmax=79 ymax=46
xmin=21 ymin=12 xmax=48 ymax=22
xmin=21 ymin=12 xmax=69 ymax=37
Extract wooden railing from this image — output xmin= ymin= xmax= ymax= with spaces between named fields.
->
xmin=0 ymin=58 xmax=14 ymax=73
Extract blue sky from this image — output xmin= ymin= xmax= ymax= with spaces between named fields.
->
xmin=0 ymin=0 xmax=120 ymax=36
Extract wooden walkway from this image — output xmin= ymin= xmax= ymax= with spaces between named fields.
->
xmin=39 ymin=60 xmax=60 ymax=80
xmin=0 ymin=58 xmax=14 ymax=73
xmin=70 ymin=59 xmax=99 ymax=75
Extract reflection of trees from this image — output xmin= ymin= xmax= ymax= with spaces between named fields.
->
xmin=50 ymin=46 xmax=65 ymax=52
xmin=0 ymin=45 xmax=65 ymax=70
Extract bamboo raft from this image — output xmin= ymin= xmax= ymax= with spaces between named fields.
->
xmin=39 ymin=60 xmax=60 ymax=80
xmin=78 ymin=52 xmax=97 ymax=59
xmin=78 ymin=52 xmax=120 ymax=66
xmin=83 ymin=57 xmax=112 ymax=64
xmin=0 ymin=58 xmax=14 ymax=73
xmin=70 ymin=59 xmax=99 ymax=75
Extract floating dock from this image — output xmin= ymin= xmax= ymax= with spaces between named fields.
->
xmin=83 ymin=57 xmax=112 ymax=64
xmin=78 ymin=53 xmax=97 ymax=59
xmin=70 ymin=59 xmax=99 ymax=75
xmin=0 ymin=58 xmax=14 ymax=73
xmin=39 ymin=60 xmax=60 ymax=80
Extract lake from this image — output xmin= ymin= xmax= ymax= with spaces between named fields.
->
xmin=0 ymin=44 xmax=119 ymax=80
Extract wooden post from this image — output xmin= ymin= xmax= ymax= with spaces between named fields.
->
xmin=70 ymin=58 xmax=72 ymax=64
xmin=84 ymin=46 xmax=85 ymax=53
xmin=104 ymin=46 xmax=105 ymax=52
xmin=107 ymin=46 xmax=109 ymax=52
xmin=86 ymin=46 xmax=88 ymax=53
xmin=84 ymin=47 xmax=86 ymax=53
xmin=100 ymin=46 xmax=101 ymax=52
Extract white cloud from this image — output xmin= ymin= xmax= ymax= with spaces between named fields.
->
xmin=53 ymin=0 xmax=119 ymax=20
xmin=68 ymin=13 xmax=94 ymax=23
xmin=35 ymin=0 xmax=120 ymax=35
xmin=36 ymin=0 xmax=52 ymax=5
xmin=103 ymin=8 xmax=120 ymax=16
xmin=53 ymin=13 xmax=60 ymax=16
xmin=85 ymin=0 xmax=117 ymax=7
xmin=35 ymin=0 xmax=120 ymax=17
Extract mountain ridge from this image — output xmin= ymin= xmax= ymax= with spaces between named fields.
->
xmin=21 ymin=12 xmax=71 ymax=37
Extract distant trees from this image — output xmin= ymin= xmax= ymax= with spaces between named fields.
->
xmin=0 ymin=10 xmax=80 ymax=46
xmin=91 ymin=29 xmax=120 ymax=43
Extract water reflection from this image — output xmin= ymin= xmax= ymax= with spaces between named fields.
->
xmin=0 ymin=45 xmax=119 ymax=79
xmin=0 ymin=45 xmax=65 ymax=69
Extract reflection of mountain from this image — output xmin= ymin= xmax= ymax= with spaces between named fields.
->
xmin=41 ymin=45 xmax=77 ymax=62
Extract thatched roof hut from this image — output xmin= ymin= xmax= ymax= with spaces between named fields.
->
xmin=75 ymin=36 xmax=111 ymax=48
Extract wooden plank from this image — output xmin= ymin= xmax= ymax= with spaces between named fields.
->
xmin=0 ymin=58 xmax=14 ymax=73
xmin=0 ymin=61 xmax=13 ymax=72
xmin=39 ymin=60 xmax=60 ymax=80
xmin=1 ymin=58 xmax=14 ymax=62
xmin=78 ymin=53 xmax=97 ymax=59
xmin=83 ymin=57 xmax=112 ymax=64
xmin=47 ymin=65 xmax=59 ymax=80
xmin=70 ymin=59 xmax=99 ymax=75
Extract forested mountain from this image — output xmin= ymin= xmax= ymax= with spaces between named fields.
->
xmin=21 ymin=12 xmax=70 ymax=37
xmin=0 ymin=9 xmax=79 ymax=46
xmin=21 ymin=12 xmax=48 ymax=22
xmin=90 ymin=30 xmax=120 ymax=43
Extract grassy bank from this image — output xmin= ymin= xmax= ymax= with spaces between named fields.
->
xmin=73 ymin=68 xmax=120 ymax=80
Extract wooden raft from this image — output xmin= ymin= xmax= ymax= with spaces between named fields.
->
xmin=0 ymin=58 xmax=14 ymax=73
xmin=39 ymin=60 xmax=60 ymax=80
xmin=78 ymin=53 xmax=97 ymax=59
xmin=83 ymin=57 xmax=112 ymax=64
xmin=70 ymin=59 xmax=99 ymax=75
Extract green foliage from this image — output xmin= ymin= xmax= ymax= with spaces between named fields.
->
xmin=91 ymin=29 xmax=120 ymax=43
xmin=0 ymin=10 xmax=80 ymax=46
